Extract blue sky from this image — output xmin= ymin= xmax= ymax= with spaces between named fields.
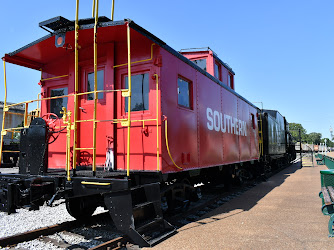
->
xmin=0 ymin=0 xmax=333 ymax=139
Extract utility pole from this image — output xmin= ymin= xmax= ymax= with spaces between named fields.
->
xmin=299 ymin=129 xmax=302 ymax=167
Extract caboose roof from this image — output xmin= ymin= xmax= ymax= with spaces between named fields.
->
xmin=3 ymin=17 xmax=234 ymax=74
xmin=3 ymin=17 xmax=256 ymax=109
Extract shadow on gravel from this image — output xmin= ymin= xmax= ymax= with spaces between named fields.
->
xmin=176 ymin=161 xmax=302 ymax=232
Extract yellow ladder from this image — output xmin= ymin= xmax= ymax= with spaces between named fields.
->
xmin=258 ymin=113 xmax=264 ymax=156
xmin=70 ymin=0 xmax=134 ymax=179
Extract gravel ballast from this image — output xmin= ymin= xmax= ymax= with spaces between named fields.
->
xmin=0 ymin=200 xmax=74 ymax=239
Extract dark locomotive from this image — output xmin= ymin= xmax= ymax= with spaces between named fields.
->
xmin=0 ymin=4 xmax=296 ymax=247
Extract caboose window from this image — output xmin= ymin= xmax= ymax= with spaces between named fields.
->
xmin=251 ymin=113 xmax=256 ymax=129
xmin=178 ymin=77 xmax=191 ymax=109
xmin=50 ymin=87 xmax=68 ymax=117
xmin=228 ymin=73 xmax=233 ymax=89
xmin=214 ymin=62 xmax=220 ymax=80
xmin=192 ymin=59 xmax=207 ymax=71
xmin=87 ymin=70 xmax=104 ymax=100
xmin=125 ymin=73 xmax=149 ymax=112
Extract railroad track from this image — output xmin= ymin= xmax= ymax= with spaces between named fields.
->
xmin=0 ymin=186 xmax=259 ymax=249
xmin=0 ymin=162 xmax=296 ymax=249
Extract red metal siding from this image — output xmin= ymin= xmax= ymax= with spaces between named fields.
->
xmin=160 ymin=50 xmax=199 ymax=173
xmin=114 ymin=37 xmax=161 ymax=172
xmin=160 ymin=49 xmax=259 ymax=174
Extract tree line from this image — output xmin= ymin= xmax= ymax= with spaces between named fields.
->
xmin=289 ymin=123 xmax=334 ymax=147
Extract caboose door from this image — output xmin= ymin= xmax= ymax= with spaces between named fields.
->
xmin=76 ymin=44 xmax=115 ymax=170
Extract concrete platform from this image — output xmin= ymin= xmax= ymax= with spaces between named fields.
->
xmin=152 ymin=159 xmax=333 ymax=249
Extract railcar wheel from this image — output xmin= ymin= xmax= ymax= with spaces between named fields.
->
xmin=235 ymin=168 xmax=252 ymax=185
xmin=164 ymin=179 xmax=193 ymax=212
xmin=65 ymin=196 xmax=98 ymax=220
xmin=264 ymin=164 xmax=271 ymax=173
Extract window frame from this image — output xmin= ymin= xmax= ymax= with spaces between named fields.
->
xmin=177 ymin=75 xmax=193 ymax=110
xmin=81 ymin=65 xmax=107 ymax=104
xmin=251 ymin=113 xmax=256 ymax=129
xmin=190 ymin=56 xmax=207 ymax=72
xmin=123 ymin=72 xmax=150 ymax=113
xmin=86 ymin=70 xmax=105 ymax=101
xmin=120 ymin=67 xmax=152 ymax=117
xmin=48 ymin=85 xmax=68 ymax=118
xmin=228 ymin=73 xmax=234 ymax=89
xmin=214 ymin=61 xmax=221 ymax=81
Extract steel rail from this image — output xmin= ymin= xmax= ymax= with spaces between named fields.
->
xmin=0 ymin=212 xmax=109 ymax=248
xmin=89 ymin=236 xmax=129 ymax=250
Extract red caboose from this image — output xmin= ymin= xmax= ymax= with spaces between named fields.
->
xmin=0 ymin=14 xmax=259 ymax=246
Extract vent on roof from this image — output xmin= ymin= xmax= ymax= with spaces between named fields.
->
xmin=39 ymin=16 xmax=73 ymax=33
xmin=39 ymin=16 xmax=112 ymax=33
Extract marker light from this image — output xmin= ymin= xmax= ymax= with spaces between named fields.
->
xmin=55 ymin=33 xmax=66 ymax=47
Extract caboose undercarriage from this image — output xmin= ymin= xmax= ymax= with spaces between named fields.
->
xmin=0 ymin=116 xmax=294 ymax=247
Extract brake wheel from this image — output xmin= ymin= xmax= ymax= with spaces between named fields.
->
xmin=42 ymin=113 xmax=61 ymax=144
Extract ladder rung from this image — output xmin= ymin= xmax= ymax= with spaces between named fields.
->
xmin=1 ymin=150 xmax=20 ymax=153
xmin=75 ymin=119 xmax=94 ymax=123
xmin=75 ymin=147 xmax=94 ymax=150
xmin=76 ymin=119 xmax=127 ymax=123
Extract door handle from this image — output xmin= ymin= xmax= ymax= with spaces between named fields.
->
xmin=79 ymin=107 xmax=87 ymax=113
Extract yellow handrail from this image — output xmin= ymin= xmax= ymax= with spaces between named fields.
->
xmin=6 ymin=94 xmax=72 ymax=108
xmin=113 ymin=43 xmax=155 ymax=68
xmin=60 ymin=107 xmax=72 ymax=181
xmin=258 ymin=114 xmax=264 ymax=156
xmin=41 ymin=74 xmax=69 ymax=82
xmin=23 ymin=103 xmax=28 ymax=127
xmin=92 ymin=0 xmax=99 ymax=176
xmin=0 ymin=60 xmax=7 ymax=164
xmin=126 ymin=22 xmax=132 ymax=177
xmin=72 ymin=0 xmax=80 ymax=176
xmin=37 ymin=93 xmax=41 ymax=116
xmin=164 ymin=119 xmax=183 ymax=170
xmin=76 ymin=88 xmax=127 ymax=96
xmin=92 ymin=0 xmax=96 ymax=17
xmin=154 ymin=74 xmax=160 ymax=171
xmin=81 ymin=181 xmax=110 ymax=186
xmin=111 ymin=0 xmax=115 ymax=21
xmin=3 ymin=112 xmax=24 ymax=116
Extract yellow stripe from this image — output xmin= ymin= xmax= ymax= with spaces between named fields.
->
xmin=81 ymin=181 xmax=111 ymax=186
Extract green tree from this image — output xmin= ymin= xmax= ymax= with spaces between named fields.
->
xmin=289 ymin=123 xmax=307 ymax=142
xmin=308 ymin=132 xmax=322 ymax=144
xmin=320 ymin=138 xmax=334 ymax=147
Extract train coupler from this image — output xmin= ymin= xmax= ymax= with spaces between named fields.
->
xmin=0 ymin=175 xmax=58 ymax=214
xmin=0 ymin=182 xmax=17 ymax=214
